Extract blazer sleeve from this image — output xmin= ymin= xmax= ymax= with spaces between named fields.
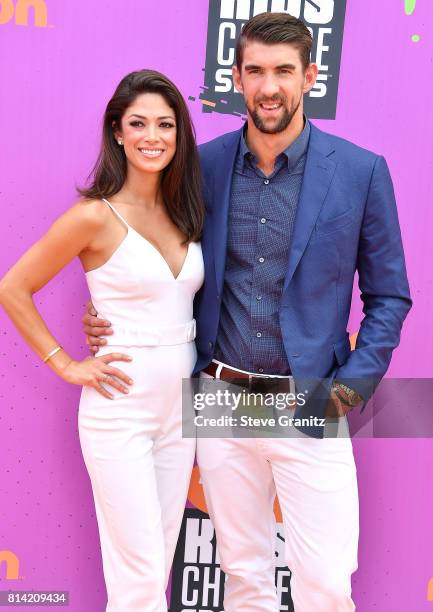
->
xmin=335 ymin=155 xmax=412 ymax=403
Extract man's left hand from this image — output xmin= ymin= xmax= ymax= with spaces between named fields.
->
xmin=326 ymin=383 xmax=363 ymax=418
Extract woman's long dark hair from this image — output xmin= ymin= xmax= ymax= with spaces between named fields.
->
xmin=79 ymin=69 xmax=204 ymax=241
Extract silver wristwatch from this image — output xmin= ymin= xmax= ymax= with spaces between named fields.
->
xmin=332 ymin=381 xmax=363 ymax=407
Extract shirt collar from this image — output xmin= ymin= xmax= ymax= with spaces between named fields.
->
xmin=239 ymin=115 xmax=311 ymax=173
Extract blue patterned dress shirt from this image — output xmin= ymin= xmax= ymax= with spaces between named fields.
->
xmin=214 ymin=119 xmax=311 ymax=375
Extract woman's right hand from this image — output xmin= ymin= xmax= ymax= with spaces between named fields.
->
xmin=61 ymin=353 xmax=134 ymax=399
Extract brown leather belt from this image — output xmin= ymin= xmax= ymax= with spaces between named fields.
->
xmin=203 ymin=362 xmax=293 ymax=393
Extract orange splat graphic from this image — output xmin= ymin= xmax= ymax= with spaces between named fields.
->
xmin=427 ymin=577 xmax=433 ymax=601
xmin=0 ymin=550 xmax=20 ymax=580
xmin=188 ymin=466 xmax=282 ymax=520
xmin=188 ymin=466 xmax=208 ymax=514
xmin=349 ymin=332 xmax=358 ymax=350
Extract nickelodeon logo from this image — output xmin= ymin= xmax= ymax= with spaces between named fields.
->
xmin=0 ymin=550 xmax=20 ymax=580
xmin=0 ymin=0 xmax=48 ymax=27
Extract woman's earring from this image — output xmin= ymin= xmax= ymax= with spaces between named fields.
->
xmin=118 ymin=139 xmax=123 ymax=145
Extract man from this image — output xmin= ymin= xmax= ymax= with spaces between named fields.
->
xmin=84 ymin=13 xmax=411 ymax=611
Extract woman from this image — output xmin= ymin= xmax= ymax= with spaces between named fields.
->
xmin=0 ymin=69 xmax=204 ymax=611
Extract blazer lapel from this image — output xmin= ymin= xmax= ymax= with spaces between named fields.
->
xmin=211 ymin=129 xmax=242 ymax=295
xmin=283 ymin=126 xmax=337 ymax=293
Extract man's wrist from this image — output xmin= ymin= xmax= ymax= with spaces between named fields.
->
xmin=332 ymin=381 xmax=363 ymax=407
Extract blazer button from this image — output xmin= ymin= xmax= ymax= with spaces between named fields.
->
xmin=209 ymin=341 xmax=213 ymax=349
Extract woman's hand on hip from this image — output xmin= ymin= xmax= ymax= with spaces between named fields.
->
xmin=62 ymin=353 xmax=134 ymax=399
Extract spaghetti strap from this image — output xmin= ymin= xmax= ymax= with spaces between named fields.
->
xmin=101 ymin=198 xmax=130 ymax=229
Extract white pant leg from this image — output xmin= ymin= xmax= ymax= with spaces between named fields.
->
xmin=197 ymin=373 xmax=358 ymax=610
xmin=152 ymin=343 xmax=197 ymax=582
xmin=153 ymin=397 xmax=196 ymax=582
xmin=79 ymin=419 xmax=167 ymax=612
xmin=197 ymin=435 xmax=280 ymax=612
xmin=266 ymin=436 xmax=359 ymax=611
xmin=78 ymin=344 xmax=195 ymax=612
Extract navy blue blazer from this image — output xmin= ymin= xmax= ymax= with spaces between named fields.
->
xmin=193 ymin=123 xmax=411 ymax=407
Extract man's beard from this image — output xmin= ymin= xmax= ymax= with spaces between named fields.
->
xmin=247 ymin=95 xmax=301 ymax=134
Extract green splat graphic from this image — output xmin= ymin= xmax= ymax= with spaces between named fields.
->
xmin=405 ymin=0 xmax=417 ymax=16
xmin=405 ymin=0 xmax=420 ymax=42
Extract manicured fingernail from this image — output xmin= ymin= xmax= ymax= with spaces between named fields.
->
xmin=129 ymin=379 xmax=133 ymax=384
xmin=91 ymin=309 xmax=97 ymax=315
xmin=105 ymin=321 xmax=111 ymax=327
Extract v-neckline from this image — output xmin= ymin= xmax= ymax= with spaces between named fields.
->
xmin=129 ymin=225 xmax=191 ymax=281
xmin=102 ymin=198 xmax=190 ymax=281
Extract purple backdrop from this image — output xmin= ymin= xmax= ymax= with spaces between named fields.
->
xmin=1 ymin=1 xmax=433 ymax=610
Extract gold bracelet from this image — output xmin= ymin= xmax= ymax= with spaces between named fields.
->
xmin=43 ymin=345 xmax=62 ymax=363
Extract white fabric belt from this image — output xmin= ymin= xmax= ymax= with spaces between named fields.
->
xmin=106 ymin=319 xmax=196 ymax=347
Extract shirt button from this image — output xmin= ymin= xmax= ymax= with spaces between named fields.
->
xmin=256 ymin=332 xmax=262 ymax=338
xmin=260 ymin=218 xmax=266 ymax=224
xmin=258 ymin=257 xmax=265 ymax=263
xmin=256 ymin=295 xmax=262 ymax=301
xmin=264 ymin=179 xmax=270 ymax=185
xmin=258 ymin=368 xmax=264 ymax=373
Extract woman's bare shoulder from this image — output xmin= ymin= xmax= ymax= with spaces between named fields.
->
xmin=69 ymin=198 xmax=111 ymax=229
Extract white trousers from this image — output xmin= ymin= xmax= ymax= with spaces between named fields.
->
xmin=78 ymin=343 xmax=196 ymax=612
xmin=197 ymin=374 xmax=359 ymax=612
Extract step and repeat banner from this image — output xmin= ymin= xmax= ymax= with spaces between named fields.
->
xmin=1 ymin=1 xmax=433 ymax=611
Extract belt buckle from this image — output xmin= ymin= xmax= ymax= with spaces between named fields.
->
xmin=248 ymin=374 xmax=272 ymax=393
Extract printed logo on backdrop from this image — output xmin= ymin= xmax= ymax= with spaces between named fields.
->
xmin=0 ymin=551 xmax=20 ymax=580
xmin=0 ymin=0 xmax=48 ymax=27
xmin=169 ymin=509 xmax=293 ymax=612
xmin=200 ymin=0 xmax=347 ymax=119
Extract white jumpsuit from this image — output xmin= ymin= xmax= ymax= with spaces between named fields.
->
xmin=78 ymin=199 xmax=204 ymax=611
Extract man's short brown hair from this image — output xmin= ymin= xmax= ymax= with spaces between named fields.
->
xmin=235 ymin=12 xmax=313 ymax=72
